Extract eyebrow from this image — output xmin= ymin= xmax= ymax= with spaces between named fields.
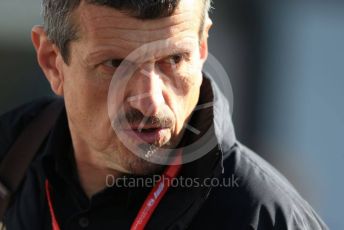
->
xmin=84 ymin=43 xmax=195 ymax=66
xmin=153 ymin=46 xmax=193 ymax=59
xmin=84 ymin=48 xmax=127 ymax=65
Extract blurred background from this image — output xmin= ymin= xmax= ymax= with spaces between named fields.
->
xmin=0 ymin=0 xmax=343 ymax=228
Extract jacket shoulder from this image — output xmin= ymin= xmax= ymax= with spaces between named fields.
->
xmin=230 ymin=143 xmax=328 ymax=229
xmin=0 ymin=97 xmax=56 ymax=161
xmin=190 ymin=143 xmax=328 ymax=229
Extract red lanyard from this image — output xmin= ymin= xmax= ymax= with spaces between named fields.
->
xmin=45 ymin=152 xmax=182 ymax=230
xmin=45 ymin=179 xmax=61 ymax=230
xmin=130 ymin=152 xmax=182 ymax=230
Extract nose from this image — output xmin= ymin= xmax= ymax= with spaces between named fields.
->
xmin=127 ymin=64 xmax=165 ymax=116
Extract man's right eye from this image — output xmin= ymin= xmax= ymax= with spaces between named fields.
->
xmin=103 ymin=59 xmax=123 ymax=68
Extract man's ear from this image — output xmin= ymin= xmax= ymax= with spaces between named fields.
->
xmin=31 ymin=25 xmax=64 ymax=96
xmin=200 ymin=17 xmax=213 ymax=64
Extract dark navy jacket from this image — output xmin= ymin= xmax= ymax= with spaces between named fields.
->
xmin=0 ymin=77 xmax=328 ymax=229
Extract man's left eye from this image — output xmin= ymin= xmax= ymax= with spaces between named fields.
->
xmin=159 ymin=54 xmax=186 ymax=67
xmin=169 ymin=54 xmax=183 ymax=64
xmin=103 ymin=59 xmax=123 ymax=68
xmin=166 ymin=54 xmax=187 ymax=65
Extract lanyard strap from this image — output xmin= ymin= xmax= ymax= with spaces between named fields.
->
xmin=130 ymin=152 xmax=182 ymax=230
xmin=45 ymin=179 xmax=61 ymax=230
xmin=45 ymin=151 xmax=182 ymax=230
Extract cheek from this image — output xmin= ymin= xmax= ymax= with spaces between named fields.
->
xmin=177 ymin=69 xmax=203 ymax=103
xmin=170 ymin=72 xmax=202 ymax=133
xmin=65 ymin=63 xmax=111 ymax=106
xmin=63 ymin=67 xmax=112 ymax=137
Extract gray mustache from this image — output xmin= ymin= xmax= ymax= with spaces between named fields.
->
xmin=113 ymin=108 xmax=175 ymax=129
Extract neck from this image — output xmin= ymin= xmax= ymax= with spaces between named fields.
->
xmin=75 ymin=154 xmax=122 ymax=199
xmin=70 ymin=136 xmax=124 ymax=199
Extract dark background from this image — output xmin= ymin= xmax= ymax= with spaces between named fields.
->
xmin=1 ymin=1 xmax=343 ymax=228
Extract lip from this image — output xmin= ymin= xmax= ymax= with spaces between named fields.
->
xmin=128 ymin=124 xmax=168 ymax=130
xmin=122 ymin=128 xmax=170 ymax=144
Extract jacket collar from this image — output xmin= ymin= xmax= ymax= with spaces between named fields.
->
xmin=205 ymin=73 xmax=236 ymax=159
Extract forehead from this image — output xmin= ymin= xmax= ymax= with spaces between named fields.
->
xmin=72 ymin=0 xmax=202 ymax=58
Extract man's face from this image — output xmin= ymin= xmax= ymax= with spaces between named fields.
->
xmin=55 ymin=0 xmax=209 ymax=174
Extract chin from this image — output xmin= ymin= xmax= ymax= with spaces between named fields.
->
xmin=126 ymin=155 xmax=165 ymax=175
xmin=113 ymin=143 xmax=166 ymax=176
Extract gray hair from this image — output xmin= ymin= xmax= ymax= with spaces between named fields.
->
xmin=41 ymin=0 xmax=212 ymax=64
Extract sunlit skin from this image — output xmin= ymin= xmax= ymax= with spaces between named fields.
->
xmin=32 ymin=0 xmax=212 ymax=198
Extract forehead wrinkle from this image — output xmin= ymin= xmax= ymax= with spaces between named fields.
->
xmin=87 ymin=12 xmax=194 ymax=31
xmin=91 ymin=19 xmax=194 ymax=37
xmin=79 ymin=14 xmax=198 ymax=50
xmin=76 ymin=2 xmax=199 ymax=38
xmin=83 ymin=16 xmax=197 ymax=44
xmin=88 ymin=30 xmax=197 ymax=55
xmin=91 ymin=26 xmax=195 ymax=44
